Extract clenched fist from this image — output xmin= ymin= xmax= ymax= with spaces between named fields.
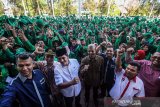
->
xmin=71 ymin=77 xmax=80 ymax=85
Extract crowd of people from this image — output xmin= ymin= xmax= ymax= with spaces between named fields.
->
xmin=0 ymin=15 xmax=160 ymax=107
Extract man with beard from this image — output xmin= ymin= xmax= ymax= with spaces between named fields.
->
xmin=126 ymin=47 xmax=160 ymax=97
xmin=79 ymin=44 xmax=104 ymax=107
xmin=110 ymin=49 xmax=145 ymax=106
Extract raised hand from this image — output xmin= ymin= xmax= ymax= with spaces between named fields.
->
xmin=34 ymin=46 xmax=45 ymax=55
xmin=46 ymin=28 xmax=53 ymax=38
xmin=127 ymin=47 xmax=134 ymax=54
xmin=117 ymin=49 xmax=124 ymax=56
xmin=18 ymin=29 xmax=27 ymax=41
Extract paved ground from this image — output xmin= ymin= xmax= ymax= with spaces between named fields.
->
xmin=80 ymin=88 xmax=104 ymax=107
xmin=74 ymin=83 xmax=105 ymax=107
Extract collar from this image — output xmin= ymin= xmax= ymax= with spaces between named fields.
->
xmin=61 ymin=59 xmax=70 ymax=67
xmin=89 ymin=55 xmax=98 ymax=61
xmin=18 ymin=71 xmax=35 ymax=83
xmin=47 ymin=63 xmax=54 ymax=69
xmin=105 ymin=55 xmax=115 ymax=61
xmin=123 ymin=73 xmax=136 ymax=83
xmin=18 ymin=73 xmax=27 ymax=83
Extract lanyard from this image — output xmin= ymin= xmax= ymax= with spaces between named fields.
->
xmin=119 ymin=80 xmax=131 ymax=100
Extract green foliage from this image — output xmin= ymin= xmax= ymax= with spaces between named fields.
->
xmin=110 ymin=3 xmax=121 ymax=16
xmin=138 ymin=0 xmax=152 ymax=16
xmin=97 ymin=0 xmax=108 ymax=15
xmin=54 ymin=0 xmax=77 ymax=16
xmin=125 ymin=0 xmax=160 ymax=16
xmin=9 ymin=0 xmax=24 ymax=15
xmin=0 ymin=0 xmax=159 ymax=16
xmin=0 ymin=2 xmax=4 ymax=15
xmin=83 ymin=0 xmax=97 ymax=15
xmin=83 ymin=0 xmax=120 ymax=16
xmin=9 ymin=0 xmax=49 ymax=16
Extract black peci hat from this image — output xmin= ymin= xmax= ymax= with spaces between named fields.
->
xmin=56 ymin=48 xmax=67 ymax=57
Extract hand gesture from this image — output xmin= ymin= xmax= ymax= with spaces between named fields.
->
xmin=117 ymin=49 xmax=124 ymax=56
xmin=100 ymin=41 xmax=107 ymax=47
xmin=4 ymin=62 xmax=12 ymax=67
xmin=47 ymin=28 xmax=53 ymax=38
xmin=38 ymin=62 xmax=46 ymax=72
xmin=71 ymin=77 xmax=80 ymax=85
xmin=106 ymin=42 xmax=112 ymax=46
xmin=34 ymin=46 xmax=45 ymax=55
xmin=83 ymin=64 xmax=89 ymax=71
xmin=18 ymin=29 xmax=26 ymax=40
xmin=126 ymin=47 xmax=134 ymax=54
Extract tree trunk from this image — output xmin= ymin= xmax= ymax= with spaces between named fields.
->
xmin=47 ymin=0 xmax=51 ymax=8
xmin=36 ymin=0 xmax=41 ymax=15
xmin=107 ymin=0 xmax=112 ymax=16
xmin=31 ymin=0 xmax=37 ymax=15
xmin=25 ymin=0 xmax=30 ymax=15
xmin=22 ymin=0 xmax=27 ymax=15
xmin=149 ymin=2 xmax=155 ymax=18
xmin=50 ymin=0 xmax=54 ymax=16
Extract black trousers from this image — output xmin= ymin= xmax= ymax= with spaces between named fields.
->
xmin=100 ymin=82 xmax=113 ymax=97
xmin=84 ymin=84 xmax=99 ymax=106
xmin=52 ymin=93 xmax=65 ymax=107
xmin=63 ymin=93 xmax=81 ymax=107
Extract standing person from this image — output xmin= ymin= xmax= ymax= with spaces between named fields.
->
xmin=69 ymin=37 xmax=81 ymax=62
xmin=126 ymin=48 xmax=160 ymax=97
xmin=79 ymin=37 xmax=88 ymax=61
xmin=54 ymin=48 xmax=81 ymax=107
xmin=79 ymin=44 xmax=104 ymax=107
xmin=110 ymin=49 xmax=145 ymax=106
xmin=33 ymin=48 xmax=65 ymax=107
xmin=0 ymin=53 xmax=52 ymax=107
xmin=97 ymin=42 xmax=116 ymax=98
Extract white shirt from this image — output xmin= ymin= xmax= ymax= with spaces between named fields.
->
xmin=54 ymin=59 xmax=81 ymax=97
xmin=109 ymin=69 xmax=145 ymax=106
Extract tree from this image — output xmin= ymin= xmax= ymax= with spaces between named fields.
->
xmin=9 ymin=0 xmax=24 ymax=15
xmin=115 ymin=0 xmax=160 ymax=16
xmin=0 ymin=1 xmax=4 ymax=15
xmin=149 ymin=0 xmax=160 ymax=17
xmin=109 ymin=1 xmax=121 ymax=16
xmin=137 ymin=0 xmax=160 ymax=16
xmin=83 ymin=0 xmax=120 ymax=16
xmin=8 ymin=0 xmax=49 ymax=16
xmin=97 ymin=0 xmax=108 ymax=15
xmin=54 ymin=0 xmax=77 ymax=16
xmin=154 ymin=1 xmax=160 ymax=16
xmin=1 ymin=0 xmax=159 ymax=16
xmin=115 ymin=0 xmax=140 ymax=16
xmin=83 ymin=0 xmax=97 ymax=15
